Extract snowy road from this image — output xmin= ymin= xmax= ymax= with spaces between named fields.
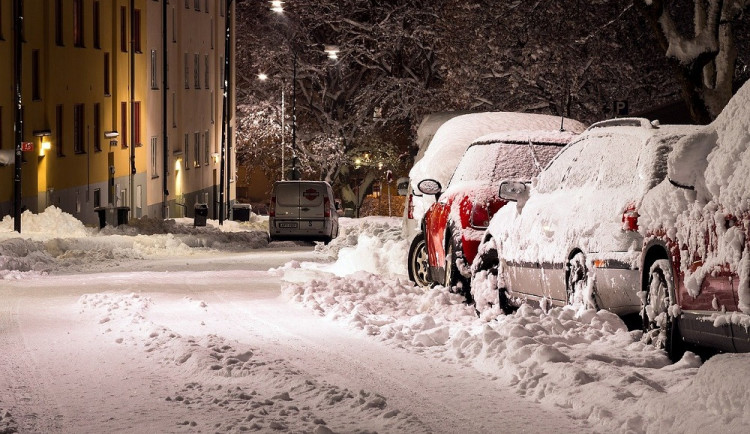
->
xmin=0 ymin=246 xmax=587 ymax=433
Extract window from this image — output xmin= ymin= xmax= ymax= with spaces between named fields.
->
xmin=220 ymin=0 xmax=224 ymax=16
xmin=74 ymin=0 xmax=84 ymax=47
xmin=172 ymin=93 xmax=177 ymax=128
xmin=151 ymin=50 xmax=158 ymax=89
xmin=32 ymin=50 xmax=40 ymax=101
xmin=195 ymin=0 xmax=200 ymax=11
xmin=0 ymin=107 xmax=3 ymax=149
xmin=56 ymin=105 xmax=64 ymax=157
xmin=55 ymin=0 xmax=64 ymax=46
xmin=93 ymin=103 xmax=101 ymax=152
xmin=210 ymin=19 xmax=214 ymax=49
xmin=204 ymin=55 xmax=209 ymax=89
xmin=151 ymin=137 xmax=159 ymax=176
xmin=121 ymin=102 xmax=128 ymax=148
xmin=206 ymin=0 xmax=210 ymax=14
xmin=74 ymin=104 xmax=85 ymax=154
xmin=134 ymin=101 xmax=142 ymax=147
xmin=94 ymin=188 xmax=101 ymax=208
xmin=104 ymin=53 xmax=111 ymax=95
xmin=211 ymin=91 xmax=214 ymax=123
xmin=120 ymin=6 xmax=127 ymax=52
xmin=184 ymin=53 xmax=190 ymax=88
xmin=184 ymin=134 xmax=190 ymax=168
xmin=0 ymin=1 xmax=4 ymax=40
xmin=185 ymin=0 xmax=190 ymax=8
xmin=194 ymin=54 xmax=200 ymax=89
xmin=219 ymin=57 xmax=224 ymax=89
xmin=93 ymin=1 xmax=100 ymax=48
xmin=204 ymin=131 xmax=210 ymax=165
xmin=133 ymin=9 xmax=142 ymax=52
xmin=194 ymin=132 xmax=201 ymax=166
xmin=172 ymin=8 xmax=176 ymax=43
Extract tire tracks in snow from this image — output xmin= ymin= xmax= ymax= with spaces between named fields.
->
xmin=0 ymin=294 xmax=63 ymax=433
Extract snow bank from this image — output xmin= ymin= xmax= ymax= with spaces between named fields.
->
xmin=282 ymin=225 xmax=750 ymax=433
xmin=0 ymin=206 xmax=270 ymax=279
xmin=313 ymin=217 xmax=408 ymax=277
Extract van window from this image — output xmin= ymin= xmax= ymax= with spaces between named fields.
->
xmin=276 ymin=183 xmax=300 ymax=206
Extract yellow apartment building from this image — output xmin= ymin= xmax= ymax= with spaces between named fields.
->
xmin=0 ymin=0 xmax=236 ymax=227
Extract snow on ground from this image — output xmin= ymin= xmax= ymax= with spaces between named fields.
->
xmin=1 ymin=207 xmax=749 ymax=433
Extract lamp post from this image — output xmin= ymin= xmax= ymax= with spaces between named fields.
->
xmin=258 ymin=73 xmax=286 ymax=180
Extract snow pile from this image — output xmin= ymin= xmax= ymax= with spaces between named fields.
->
xmin=0 ymin=206 xmax=270 ymax=279
xmin=313 ymin=217 xmax=408 ymax=277
xmin=282 ymin=267 xmax=750 ymax=432
xmin=0 ymin=206 xmax=94 ymax=240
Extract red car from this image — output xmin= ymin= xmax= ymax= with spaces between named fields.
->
xmin=416 ymin=130 xmax=577 ymax=296
xmin=639 ymin=82 xmax=750 ymax=360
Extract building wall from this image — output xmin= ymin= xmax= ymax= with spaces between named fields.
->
xmin=0 ymin=0 xmax=236 ymax=227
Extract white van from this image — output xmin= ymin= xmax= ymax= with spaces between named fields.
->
xmin=269 ymin=181 xmax=339 ymax=243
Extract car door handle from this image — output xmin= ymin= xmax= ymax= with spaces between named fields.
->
xmin=301 ymin=207 xmax=310 ymax=211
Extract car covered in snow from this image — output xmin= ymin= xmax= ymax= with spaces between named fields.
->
xmin=406 ymin=112 xmax=587 ymax=287
xmin=471 ymin=118 xmax=701 ymax=321
xmin=415 ymin=130 xmax=578 ymax=296
xmin=638 ymin=81 xmax=750 ymax=360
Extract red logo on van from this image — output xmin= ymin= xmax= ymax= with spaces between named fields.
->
xmin=303 ymin=188 xmax=320 ymax=201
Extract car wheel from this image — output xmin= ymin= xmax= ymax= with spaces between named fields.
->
xmin=408 ymin=233 xmax=432 ymax=288
xmin=471 ymin=245 xmax=515 ymax=315
xmin=566 ymin=252 xmax=598 ymax=309
xmin=642 ymin=259 xmax=683 ymax=362
xmin=445 ymin=236 xmax=472 ymax=302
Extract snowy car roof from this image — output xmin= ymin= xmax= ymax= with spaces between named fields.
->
xmin=409 ymin=112 xmax=587 ymax=189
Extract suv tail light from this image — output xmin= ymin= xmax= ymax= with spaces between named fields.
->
xmin=408 ymin=194 xmax=414 ymax=220
xmin=269 ymin=197 xmax=276 ymax=217
xmin=470 ymin=202 xmax=491 ymax=229
xmin=324 ymin=196 xmax=331 ymax=217
xmin=622 ymin=204 xmax=639 ymax=231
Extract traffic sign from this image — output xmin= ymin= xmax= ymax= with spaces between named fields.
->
xmin=21 ymin=142 xmax=33 ymax=152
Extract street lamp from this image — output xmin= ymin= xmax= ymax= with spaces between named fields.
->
xmin=258 ymin=73 xmax=286 ymax=180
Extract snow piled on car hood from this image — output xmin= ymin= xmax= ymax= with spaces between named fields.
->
xmin=409 ymin=112 xmax=587 ymax=191
xmin=282 ymin=221 xmax=750 ymax=433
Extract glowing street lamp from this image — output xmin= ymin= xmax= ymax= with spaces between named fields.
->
xmin=269 ymin=1 xmax=284 ymax=13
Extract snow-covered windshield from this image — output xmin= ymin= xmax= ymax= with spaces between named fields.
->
xmin=537 ymin=134 xmax=642 ymax=193
xmin=450 ymin=141 xmax=564 ymax=185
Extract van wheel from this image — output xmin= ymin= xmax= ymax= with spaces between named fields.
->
xmin=408 ymin=233 xmax=432 ymax=288
xmin=643 ymin=259 xmax=684 ymax=362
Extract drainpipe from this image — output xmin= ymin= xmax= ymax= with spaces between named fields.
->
xmin=129 ymin=0 xmax=136 ymax=212
xmin=162 ymin=0 xmax=169 ymax=217
xmin=13 ymin=0 xmax=23 ymax=233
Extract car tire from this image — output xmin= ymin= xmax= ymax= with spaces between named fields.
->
xmin=642 ymin=259 xmax=684 ymax=362
xmin=471 ymin=245 xmax=515 ymax=315
xmin=445 ymin=236 xmax=472 ymax=302
xmin=566 ymin=252 xmax=598 ymax=309
xmin=408 ymin=232 xmax=432 ymax=288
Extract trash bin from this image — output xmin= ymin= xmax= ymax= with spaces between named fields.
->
xmin=94 ymin=207 xmax=107 ymax=229
xmin=194 ymin=203 xmax=208 ymax=227
xmin=115 ymin=206 xmax=130 ymax=226
xmin=232 ymin=203 xmax=251 ymax=222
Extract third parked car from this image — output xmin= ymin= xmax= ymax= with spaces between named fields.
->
xmin=638 ymin=81 xmax=750 ymax=360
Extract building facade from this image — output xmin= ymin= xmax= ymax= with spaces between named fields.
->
xmin=0 ymin=0 xmax=236 ymax=227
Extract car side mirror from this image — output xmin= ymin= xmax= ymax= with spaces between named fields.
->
xmin=417 ymin=179 xmax=442 ymax=198
xmin=499 ymin=180 xmax=529 ymax=202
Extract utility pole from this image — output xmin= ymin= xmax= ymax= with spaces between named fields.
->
xmin=13 ymin=0 xmax=24 ymax=233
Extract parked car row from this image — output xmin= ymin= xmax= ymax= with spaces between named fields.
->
xmin=406 ymin=82 xmax=750 ymax=361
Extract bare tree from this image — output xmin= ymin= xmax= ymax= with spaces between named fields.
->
xmin=635 ymin=0 xmax=750 ymax=123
